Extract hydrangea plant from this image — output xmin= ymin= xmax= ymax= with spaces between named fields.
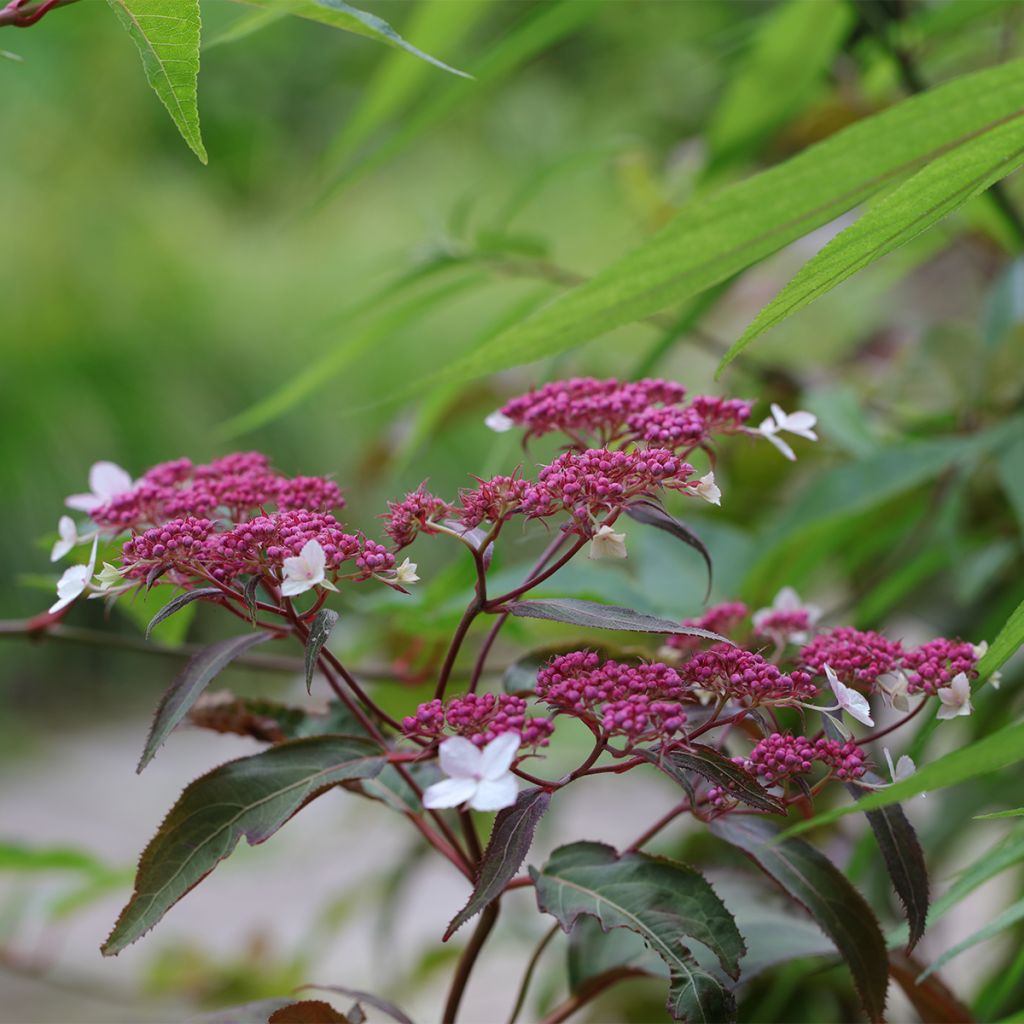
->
xmin=37 ymin=377 xmax=989 ymax=1023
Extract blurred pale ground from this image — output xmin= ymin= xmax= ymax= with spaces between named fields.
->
xmin=3 ymin=0 xmax=1024 ymax=1020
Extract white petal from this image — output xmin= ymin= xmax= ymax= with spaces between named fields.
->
xmin=49 ymin=563 xmax=91 ymax=613
xmin=65 ymin=492 xmax=104 ymax=512
xmin=757 ymin=416 xmax=779 ymax=435
xmin=842 ymin=689 xmax=874 ymax=727
xmin=770 ymin=403 xmax=788 ymax=424
xmin=299 ymin=539 xmax=327 ymax=574
xmin=782 ymin=411 xmax=818 ymax=439
xmin=479 ymin=731 xmax=521 ymax=780
xmin=589 ymin=525 xmax=628 ymax=560
xmin=84 ymin=535 xmax=98 ymax=577
xmin=485 ymin=411 xmax=515 ymax=433
xmin=280 ymin=576 xmax=315 ymax=597
xmin=775 ymin=586 xmax=801 ymax=611
xmin=89 ymin=461 xmax=133 ymax=499
xmin=760 ymin=430 xmax=796 ymax=461
xmin=695 ymin=471 xmax=721 ymax=506
xmin=894 ymin=755 xmax=916 ymax=783
xmin=468 ymin=775 xmax=519 ymax=811
xmin=751 ymin=608 xmax=771 ymax=630
xmin=51 ymin=516 xmax=78 ymax=563
xmin=423 ymin=777 xmax=479 ymax=809
xmin=439 ymin=736 xmax=483 ymax=779
xmin=972 ymin=640 xmax=988 ymax=660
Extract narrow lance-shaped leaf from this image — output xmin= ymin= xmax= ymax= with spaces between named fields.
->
xmin=709 ymin=816 xmax=888 ymax=1023
xmin=531 ymin=841 xmax=744 ymax=1023
xmin=637 ymin=745 xmax=785 ymax=815
xmin=785 ymin=719 xmax=1024 ymax=836
xmin=431 ymin=57 xmax=1024 ymax=385
xmin=305 ymin=608 xmax=339 ymax=694
xmin=137 ymin=632 xmax=271 ymax=773
xmin=233 ymin=0 xmax=469 ymax=77
xmin=721 ymin=107 xmax=1024 ymax=370
xmin=445 ymin=788 xmax=550 ymax=940
xmin=104 ymin=736 xmax=385 ymax=955
xmin=508 ymin=598 xmax=728 ymax=640
xmin=145 ymin=587 xmax=220 ymax=640
xmin=106 ymin=0 xmax=206 ymax=163
xmin=919 ymin=895 xmax=1024 ymax=981
xmin=977 ymin=594 xmax=1024 ymax=680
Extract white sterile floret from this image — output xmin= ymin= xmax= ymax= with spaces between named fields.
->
xmin=824 ymin=663 xmax=874 ymax=727
xmin=937 ymin=672 xmax=973 ymax=720
xmin=49 ymin=537 xmax=98 ymax=614
xmin=94 ymin=562 xmax=126 ymax=591
xmin=280 ymin=539 xmax=337 ymax=597
xmin=394 ymin=557 xmax=420 ymax=585
xmin=422 ymin=732 xmax=520 ymax=812
xmin=51 ymin=515 xmax=81 ymax=562
xmin=878 ymin=670 xmax=911 ymax=712
xmin=757 ymin=403 xmax=818 ymax=462
xmin=484 ymin=410 xmax=515 ymax=433
xmin=884 ymin=747 xmax=916 ymax=785
xmin=66 ymin=461 xmax=134 ymax=512
xmin=694 ymin=470 xmax=721 ymax=506
xmin=752 ymin=586 xmax=822 ymax=644
xmin=589 ymin=524 xmax=628 ymax=560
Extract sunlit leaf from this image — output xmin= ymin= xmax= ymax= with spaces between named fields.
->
xmin=106 ymin=0 xmax=206 ymax=163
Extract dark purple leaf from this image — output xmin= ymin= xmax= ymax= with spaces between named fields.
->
xmin=507 ymin=598 xmax=728 ymax=640
xmin=305 ymin=609 xmax=339 ymax=694
xmin=625 ymin=500 xmax=712 ymax=601
xmin=145 ymin=587 xmax=221 ymax=640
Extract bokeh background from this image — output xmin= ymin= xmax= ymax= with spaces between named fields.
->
xmin=3 ymin=1 xmax=1024 ymax=1021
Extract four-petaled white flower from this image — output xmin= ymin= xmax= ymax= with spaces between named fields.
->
xmin=394 ymin=557 xmax=420 ymax=585
xmin=752 ymin=585 xmax=821 ymax=644
xmin=280 ymin=539 xmax=337 ymax=597
xmin=937 ymin=672 xmax=973 ymax=720
xmin=423 ymin=732 xmax=520 ymax=812
xmin=66 ymin=461 xmax=134 ymax=512
xmin=824 ymin=663 xmax=874 ymax=727
xmin=694 ymin=470 xmax=721 ymax=506
xmin=884 ymin=747 xmax=916 ymax=785
xmin=484 ymin=410 xmax=515 ymax=433
xmin=49 ymin=537 xmax=98 ymax=614
xmin=757 ymin=404 xmax=818 ymax=462
xmin=878 ymin=670 xmax=911 ymax=712
xmin=51 ymin=515 xmax=82 ymax=562
xmin=589 ymin=524 xmax=628 ymax=560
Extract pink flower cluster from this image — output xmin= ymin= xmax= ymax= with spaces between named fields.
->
xmin=522 ymin=448 xmax=693 ymax=535
xmin=384 ymin=485 xmax=456 ymax=549
xmin=800 ymin=628 xmax=904 ymax=686
xmin=535 ymin=652 xmax=690 ymax=740
xmin=91 ymin=453 xmax=344 ymax=532
xmin=458 ymin=475 xmax=531 ymax=530
xmin=902 ymin=638 xmax=979 ymax=695
xmin=402 ymin=694 xmax=554 ymax=749
xmin=492 ymin=377 xmax=751 ymax=453
xmin=742 ymin=733 xmax=866 ymax=785
xmin=682 ymin=645 xmax=817 ymax=704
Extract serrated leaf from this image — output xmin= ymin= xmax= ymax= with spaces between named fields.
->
xmin=104 ymin=736 xmax=384 ymax=955
xmin=188 ymin=695 xmax=359 ymax=744
xmin=507 ymin=598 xmax=727 ymax=640
xmin=531 ymin=841 xmax=743 ymax=1023
xmin=709 ymin=816 xmax=888 ymax=1023
xmin=624 ymin=501 xmax=712 ymax=601
xmin=445 ymin=788 xmax=550 ymax=940
xmin=638 ymin=746 xmax=784 ymax=815
xmin=145 ymin=587 xmax=220 ymax=640
xmin=137 ymin=632 xmax=271 ymax=772
xmin=106 ymin=0 xmax=206 ymax=163
xmin=721 ymin=106 xmax=1024 ymax=370
xmin=305 ymin=608 xmax=339 ymax=694
xmin=234 ymin=0 xmax=468 ymax=77
xmin=785 ymin=719 xmax=1024 ymax=836
xmin=431 ymin=58 xmax=1024 ymax=386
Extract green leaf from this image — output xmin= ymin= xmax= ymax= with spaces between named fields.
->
xmin=706 ymin=0 xmax=852 ymax=169
xmin=784 ymin=720 xmax=1024 ymax=837
xmin=145 ymin=587 xmax=220 ymax=639
xmin=623 ymin=501 xmax=712 ymax=602
xmin=709 ymin=816 xmax=888 ymax=1023
xmin=106 ymin=0 xmax=206 ymax=163
xmin=721 ymin=106 xmax=1024 ymax=370
xmin=436 ymin=58 xmax=1024 ymax=384
xmin=637 ymin=746 xmax=784 ymax=815
xmin=305 ymin=609 xmax=339 ymax=695
xmin=975 ymin=808 xmax=1024 ymax=819
xmin=103 ymin=736 xmax=385 ymax=954
xmin=137 ymin=632 xmax=272 ymax=773
xmin=445 ymin=788 xmax=550 ymax=940
xmin=978 ymin=596 xmax=1024 ymax=680
xmin=920 ymin=896 xmax=1024 ymax=981
xmin=234 ymin=0 xmax=469 ymax=78
xmin=507 ymin=598 xmax=726 ymax=639
xmin=203 ymin=8 xmax=285 ymax=50
xmin=531 ymin=841 xmax=744 ymax=1023
xmin=0 ymin=842 xmax=110 ymax=875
